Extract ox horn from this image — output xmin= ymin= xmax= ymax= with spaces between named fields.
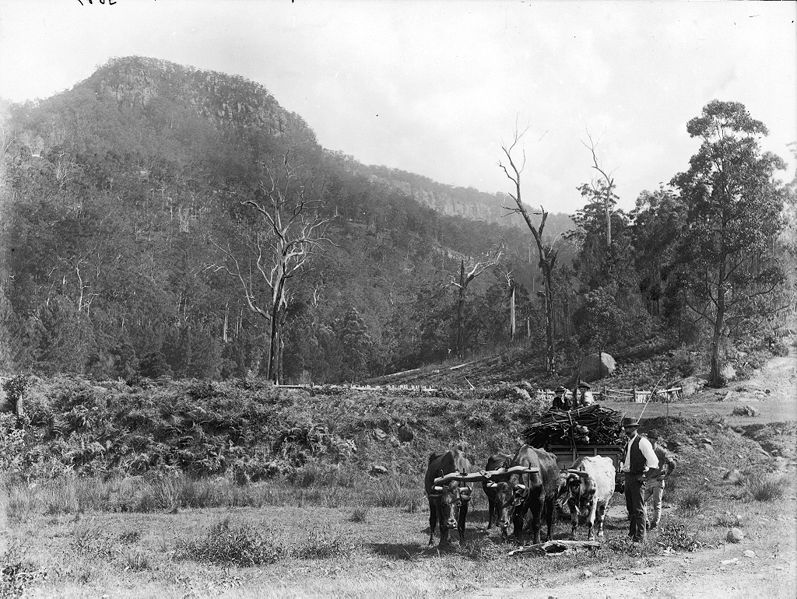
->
xmin=567 ymin=469 xmax=590 ymax=478
xmin=514 ymin=484 xmax=526 ymax=491
xmin=486 ymin=481 xmax=498 ymax=488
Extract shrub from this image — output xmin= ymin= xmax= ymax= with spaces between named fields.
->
xmin=71 ymin=524 xmax=115 ymax=558
xmin=744 ymin=473 xmax=786 ymax=502
xmin=657 ymin=522 xmax=702 ymax=552
xmin=1 ymin=544 xmax=43 ymax=599
xmin=350 ymin=506 xmax=369 ymax=523
xmin=678 ymin=489 xmax=703 ymax=511
xmin=120 ymin=549 xmax=151 ymax=571
xmin=175 ymin=518 xmax=283 ymax=566
xmin=672 ymin=349 xmax=697 ymax=377
xmin=371 ymin=479 xmax=415 ymax=508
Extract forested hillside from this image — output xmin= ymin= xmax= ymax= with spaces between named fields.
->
xmin=0 ymin=57 xmax=546 ymax=383
xmin=0 ymin=57 xmax=793 ymax=386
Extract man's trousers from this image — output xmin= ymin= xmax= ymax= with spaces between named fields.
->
xmin=624 ymin=473 xmax=646 ymax=542
xmin=644 ymin=478 xmax=665 ymax=526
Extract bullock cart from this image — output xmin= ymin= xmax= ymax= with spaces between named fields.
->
xmin=523 ymin=405 xmax=625 ymax=489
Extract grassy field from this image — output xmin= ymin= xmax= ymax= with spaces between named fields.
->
xmin=5 ymin=476 xmax=795 ymax=598
xmin=2 ymin=363 xmax=795 ymax=597
xmin=3 ymin=402 xmax=796 ymax=598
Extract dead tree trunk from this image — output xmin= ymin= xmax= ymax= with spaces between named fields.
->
xmin=500 ymin=131 xmax=558 ymax=374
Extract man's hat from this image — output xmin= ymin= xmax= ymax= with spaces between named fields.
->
xmin=621 ymin=417 xmax=640 ymax=428
xmin=577 ymin=381 xmax=591 ymax=389
xmin=555 ymin=385 xmax=566 ymax=393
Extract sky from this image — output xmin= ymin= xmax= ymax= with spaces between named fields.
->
xmin=0 ymin=0 xmax=794 ymax=214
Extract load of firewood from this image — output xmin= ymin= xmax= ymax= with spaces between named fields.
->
xmin=522 ymin=404 xmax=625 ymax=447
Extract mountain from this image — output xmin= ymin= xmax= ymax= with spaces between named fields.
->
xmin=0 ymin=56 xmax=554 ymax=383
xmin=328 ymin=152 xmax=575 ymax=239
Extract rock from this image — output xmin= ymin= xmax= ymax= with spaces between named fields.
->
xmin=743 ymin=550 xmax=756 ymax=558
xmin=581 ymin=570 xmax=594 ymax=579
xmin=727 ymin=528 xmax=745 ymax=543
xmin=373 ymin=428 xmax=388 ymax=441
xmin=720 ymin=558 xmax=739 ymax=565
xmin=397 ymin=424 xmax=414 ymax=443
xmin=579 ymin=352 xmax=617 ymax=382
xmin=723 ymin=469 xmax=742 ymax=484
xmin=677 ymin=376 xmax=707 ymax=397
xmin=369 ymin=464 xmax=388 ymax=476
xmin=732 ymin=405 xmax=760 ymax=417
xmin=701 ymin=438 xmax=713 ymax=445
xmin=720 ymin=364 xmax=737 ymax=382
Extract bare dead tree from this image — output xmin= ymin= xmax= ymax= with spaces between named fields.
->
xmin=505 ymin=270 xmax=516 ymax=342
xmin=213 ymin=152 xmax=331 ymax=383
xmin=450 ymin=249 xmax=503 ymax=358
xmin=499 ymin=128 xmax=558 ymax=374
xmin=582 ymin=132 xmax=616 ymax=248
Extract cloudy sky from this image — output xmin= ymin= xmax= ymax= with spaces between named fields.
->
xmin=0 ymin=0 xmax=794 ymax=213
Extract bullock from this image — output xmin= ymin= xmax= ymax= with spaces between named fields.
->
xmin=482 ymin=453 xmax=512 ymax=537
xmin=424 ymin=448 xmax=473 ymax=545
xmin=508 ymin=445 xmax=560 ymax=544
xmin=563 ymin=456 xmax=616 ymax=540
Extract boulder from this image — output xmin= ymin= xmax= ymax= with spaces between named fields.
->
xmin=723 ymin=469 xmax=742 ymax=484
xmin=720 ymin=364 xmax=737 ymax=382
xmin=579 ymin=352 xmax=617 ymax=382
xmin=370 ymin=464 xmax=388 ymax=476
xmin=726 ymin=528 xmax=745 ymax=543
xmin=677 ymin=376 xmax=708 ymax=397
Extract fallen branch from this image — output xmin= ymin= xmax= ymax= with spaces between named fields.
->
xmin=508 ymin=540 xmax=601 ymax=556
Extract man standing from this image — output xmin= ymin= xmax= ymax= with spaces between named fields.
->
xmin=644 ymin=430 xmax=677 ymax=530
xmin=619 ymin=417 xmax=658 ymax=542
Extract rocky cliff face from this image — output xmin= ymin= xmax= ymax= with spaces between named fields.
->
xmin=88 ymin=56 xmax=316 ymax=145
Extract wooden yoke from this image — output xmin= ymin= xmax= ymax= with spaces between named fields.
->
xmin=433 ymin=465 xmax=539 ymax=486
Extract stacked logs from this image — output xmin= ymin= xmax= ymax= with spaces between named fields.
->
xmin=523 ymin=404 xmax=625 ymax=447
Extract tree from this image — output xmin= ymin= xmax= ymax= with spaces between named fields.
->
xmin=450 ymin=250 xmax=502 ymax=358
xmin=499 ymin=130 xmax=558 ymax=374
xmin=337 ymin=306 xmax=373 ymax=382
xmin=215 ymin=152 xmax=330 ymax=383
xmin=672 ymin=100 xmax=787 ymax=387
xmin=631 ymin=186 xmax=686 ymax=317
xmin=579 ymin=133 xmax=618 ymax=248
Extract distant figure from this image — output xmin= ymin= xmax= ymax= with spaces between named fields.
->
xmin=551 ymin=385 xmax=569 ymax=410
xmin=644 ymin=430 xmax=677 ymax=530
xmin=576 ymin=381 xmax=595 ymax=407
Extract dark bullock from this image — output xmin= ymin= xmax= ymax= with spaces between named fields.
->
xmin=482 ymin=453 xmax=512 ymax=537
xmin=424 ymin=448 xmax=473 ymax=545
xmin=508 ymin=445 xmax=560 ymax=544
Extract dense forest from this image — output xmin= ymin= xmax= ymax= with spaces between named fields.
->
xmin=0 ymin=57 xmax=793 ymax=385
